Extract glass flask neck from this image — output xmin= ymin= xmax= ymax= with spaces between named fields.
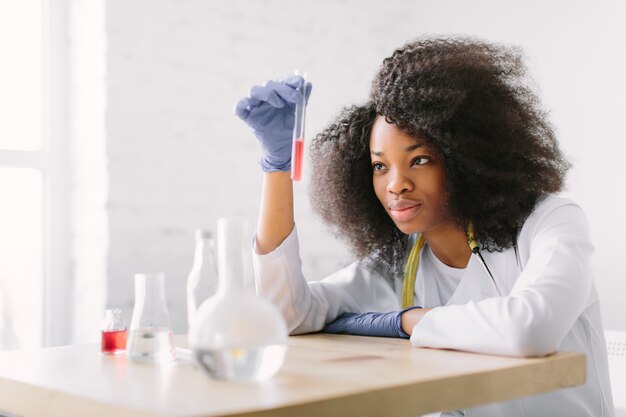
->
xmin=216 ymin=218 xmax=253 ymax=294
xmin=135 ymin=273 xmax=166 ymax=301
xmin=130 ymin=273 xmax=171 ymax=330
xmin=193 ymin=230 xmax=215 ymax=269
xmin=187 ymin=229 xmax=219 ymax=331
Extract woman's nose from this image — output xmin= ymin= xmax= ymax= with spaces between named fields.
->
xmin=387 ymin=169 xmax=413 ymax=195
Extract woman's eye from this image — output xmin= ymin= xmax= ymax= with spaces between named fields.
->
xmin=372 ymin=162 xmax=386 ymax=172
xmin=412 ymin=157 xmax=429 ymax=166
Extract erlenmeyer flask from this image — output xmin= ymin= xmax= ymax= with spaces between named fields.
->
xmin=189 ymin=218 xmax=288 ymax=382
xmin=126 ymin=273 xmax=175 ymax=364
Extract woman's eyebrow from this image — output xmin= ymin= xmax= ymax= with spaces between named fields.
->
xmin=405 ymin=143 xmax=424 ymax=152
xmin=370 ymin=143 xmax=424 ymax=156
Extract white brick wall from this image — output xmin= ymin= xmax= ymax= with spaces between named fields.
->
xmin=81 ymin=0 xmax=626 ymax=339
xmin=104 ymin=0 xmax=408 ymax=333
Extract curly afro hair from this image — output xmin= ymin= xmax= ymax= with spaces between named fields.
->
xmin=309 ymin=36 xmax=570 ymax=274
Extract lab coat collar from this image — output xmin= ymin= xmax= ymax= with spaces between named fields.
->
xmin=414 ymin=244 xmax=518 ymax=307
xmin=446 ymin=254 xmax=497 ymax=305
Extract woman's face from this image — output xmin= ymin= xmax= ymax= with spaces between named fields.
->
xmin=370 ymin=116 xmax=450 ymax=235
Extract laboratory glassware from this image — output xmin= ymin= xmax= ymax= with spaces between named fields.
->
xmin=126 ymin=273 xmax=176 ymax=364
xmin=189 ymin=218 xmax=288 ymax=382
xmin=101 ymin=308 xmax=127 ymax=355
xmin=186 ymin=229 xmax=218 ymax=332
xmin=290 ymin=71 xmax=308 ymax=181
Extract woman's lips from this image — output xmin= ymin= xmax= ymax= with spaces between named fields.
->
xmin=389 ymin=202 xmax=421 ymax=222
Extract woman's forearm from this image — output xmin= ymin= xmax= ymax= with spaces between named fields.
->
xmin=255 ymin=171 xmax=295 ymax=254
xmin=401 ymin=307 xmax=432 ymax=335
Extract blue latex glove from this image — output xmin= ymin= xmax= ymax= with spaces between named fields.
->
xmin=234 ymin=76 xmax=312 ymax=173
xmin=322 ymin=306 xmax=422 ymax=339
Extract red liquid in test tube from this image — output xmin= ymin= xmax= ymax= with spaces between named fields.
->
xmin=291 ymin=138 xmax=304 ymax=181
xmin=291 ymin=71 xmax=307 ymax=181
xmin=101 ymin=329 xmax=127 ymax=354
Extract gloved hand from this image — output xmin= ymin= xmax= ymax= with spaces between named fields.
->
xmin=322 ymin=306 xmax=422 ymax=339
xmin=235 ymin=75 xmax=312 ymax=173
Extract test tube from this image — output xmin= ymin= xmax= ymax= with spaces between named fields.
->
xmin=291 ymin=72 xmax=307 ymax=181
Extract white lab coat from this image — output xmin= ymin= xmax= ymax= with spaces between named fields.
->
xmin=253 ymin=195 xmax=614 ymax=417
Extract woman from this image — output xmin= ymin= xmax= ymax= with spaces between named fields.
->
xmin=235 ymin=37 xmax=613 ymax=416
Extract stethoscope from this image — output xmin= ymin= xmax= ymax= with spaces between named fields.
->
xmin=401 ymin=223 xmax=515 ymax=308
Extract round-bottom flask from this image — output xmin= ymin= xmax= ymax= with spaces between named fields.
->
xmin=188 ymin=218 xmax=288 ymax=382
xmin=190 ymin=290 xmax=287 ymax=381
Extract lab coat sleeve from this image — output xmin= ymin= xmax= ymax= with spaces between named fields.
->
xmin=252 ymin=227 xmax=399 ymax=335
xmin=410 ymin=200 xmax=594 ymax=357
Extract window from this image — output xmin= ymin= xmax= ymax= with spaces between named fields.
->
xmin=0 ymin=0 xmax=69 ymax=349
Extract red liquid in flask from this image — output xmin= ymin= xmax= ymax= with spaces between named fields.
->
xmin=291 ymin=139 xmax=304 ymax=181
xmin=101 ymin=329 xmax=127 ymax=354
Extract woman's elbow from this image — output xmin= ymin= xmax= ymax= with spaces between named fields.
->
xmin=507 ymin=337 xmax=557 ymax=357
xmin=505 ymin=320 xmax=561 ymax=357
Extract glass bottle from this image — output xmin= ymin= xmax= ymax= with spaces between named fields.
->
xmin=189 ymin=218 xmax=288 ymax=382
xmin=101 ymin=308 xmax=127 ymax=355
xmin=126 ymin=273 xmax=175 ymax=364
xmin=186 ymin=229 xmax=218 ymax=332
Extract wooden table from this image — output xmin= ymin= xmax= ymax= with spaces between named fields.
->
xmin=0 ymin=334 xmax=585 ymax=417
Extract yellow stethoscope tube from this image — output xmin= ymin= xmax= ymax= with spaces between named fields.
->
xmin=401 ymin=234 xmax=425 ymax=308
xmin=401 ymin=223 xmax=501 ymax=309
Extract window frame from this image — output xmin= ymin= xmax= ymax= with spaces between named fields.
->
xmin=0 ymin=0 xmax=71 ymax=347
xmin=43 ymin=0 xmax=71 ymax=347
